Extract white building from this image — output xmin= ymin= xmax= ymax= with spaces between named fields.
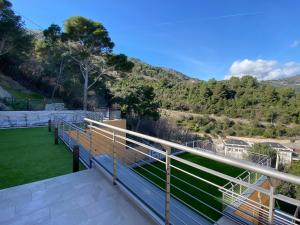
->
xmin=223 ymin=139 xmax=250 ymax=159
xmin=222 ymin=139 xmax=293 ymax=167
xmin=260 ymin=142 xmax=293 ymax=166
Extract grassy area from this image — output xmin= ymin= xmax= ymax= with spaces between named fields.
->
xmin=0 ymin=127 xmax=85 ymax=189
xmin=135 ymin=153 xmax=244 ymax=221
xmin=6 ymin=88 xmax=44 ymax=99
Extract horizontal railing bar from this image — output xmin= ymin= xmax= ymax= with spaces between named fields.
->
xmin=91 ymin=126 xmax=114 ymax=138
xmin=275 ymin=194 xmax=300 ymax=207
xmin=89 ymin=125 xmax=167 ymax=156
xmin=170 ymin=162 xmax=271 ymax=214
xmin=125 ymin=150 xmax=268 ymax=224
xmin=170 ymin=169 xmax=271 ymax=218
xmin=274 ymin=212 xmax=299 ymax=225
xmin=170 ymin=155 xmax=270 ymax=195
xmin=85 ymin=118 xmax=300 ymax=185
xmin=59 ymin=118 xmax=299 ymax=225
xmin=113 ymin=156 xmax=191 ymax=225
xmin=91 ymin=129 xmax=113 ymax=141
xmin=168 ymin=190 xmax=218 ymax=225
xmin=170 ymin=177 xmax=268 ymax=225
xmin=115 ymin=140 xmax=166 ymax=164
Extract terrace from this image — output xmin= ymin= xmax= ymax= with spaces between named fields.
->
xmin=1 ymin=111 xmax=300 ymax=225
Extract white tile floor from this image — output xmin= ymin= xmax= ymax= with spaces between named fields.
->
xmin=0 ymin=169 xmax=156 ymax=225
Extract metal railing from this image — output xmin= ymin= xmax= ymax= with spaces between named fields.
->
xmin=185 ymin=140 xmax=217 ymax=153
xmin=184 ymin=140 xmax=274 ymax=209
xmin=221 ymin=155 xmax=271 ymax=205
xmin=58 ymin=118 xmax=300 ymax=225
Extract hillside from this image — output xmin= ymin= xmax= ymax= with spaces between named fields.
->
xmin=263 ymin=75 xmax=300 ymax=91
xmin=129 ymin=58 xmax=195 ymax=81
xmin=0 ymin=2 xmax=299 ymax=130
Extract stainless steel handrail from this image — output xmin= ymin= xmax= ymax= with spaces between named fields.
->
xmin=85 ymin=118 xmax=300 ymax=186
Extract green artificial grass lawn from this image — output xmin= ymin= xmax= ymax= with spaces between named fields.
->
xmin=135 ymin=153 xmax=245 ymax=221
xmin=0 ymin=127 xmax=85 ymax=189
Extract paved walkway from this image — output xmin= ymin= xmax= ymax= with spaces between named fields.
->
xmin=0 ymin=169 xmax=155 ymax=225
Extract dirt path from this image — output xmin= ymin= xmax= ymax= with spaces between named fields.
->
xmin=161 ymin=109 xmax=251 ymax=125
xmin=161 ymin=109 xmax=300 ymax=151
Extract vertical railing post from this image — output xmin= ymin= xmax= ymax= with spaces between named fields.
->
xmin=112 ymin=131 xmax=117 ymax=185
xmin=275 ymin=153 xmax=279 ymax=170
xmin=231 ymin=184 xmax=234 ymax=203
xmin=48 ymin=119 xmax=51 ymax=132
xmin=89 ymin=128 xmax=93 ymax=168
xmin=54 ymin=126 xmax=58 ymax=145
xmin=76 ymin=129 xmax=79 ymax=144
xmin=268 ymin=177 xmax=275 ymax=224
xmin=73 ymin=145 xmax=80 ymax=172
xmin=239 ymin=179 xmax=242 ymax=195
xmin=68 ymin=125 xmax=71 ymax=146
xmin=62 ymin=122 xmax=64 ymax=139
xmin=165 ymin=148 xmax=171 ymax=225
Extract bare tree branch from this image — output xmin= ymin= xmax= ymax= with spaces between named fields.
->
xmin=87 ymin=65 xmax=115 ymax=90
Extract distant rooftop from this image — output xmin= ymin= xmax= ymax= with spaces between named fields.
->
xmin=223 ymin=139 xmax=249 ymax=146
xmin=260 ymin=142 xmax=291 ymax=150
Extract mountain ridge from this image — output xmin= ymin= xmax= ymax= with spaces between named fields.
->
xmin=263 ymin=75 xmax=300 ymax=91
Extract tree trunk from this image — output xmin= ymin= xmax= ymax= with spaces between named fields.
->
xmin=0 ymin=39 xmax=7 ymax=56
xmin=51 ymin=61 xmax=64 ymax=100
xmin=83 ymin=69 xmax=88 ymax=111
xmin=135 ymin=116 xmax=141 ymax=131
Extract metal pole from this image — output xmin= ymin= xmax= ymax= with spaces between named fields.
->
xmin=73 ymin=145 xmax=80 ymax=172
xmin=62 ymin=122 xmax=64 ymax=139
xmin=76 ymin=129 xmax=79 ymax=144
xmin=275 ymin=153 xmax=279 ymax=170
xmin=48 ymin=119 xmax=51 ymax=132
xmin=54 ymin=127 xmax=58 ymax=145
xmin=113 ymin=131 xmax=117 ymax=185
xmin=239 ymin=180 xmax=242 ymax=195
xmin=165 ymin=148 xmax=171 ymax=225
xmin=268 ymin=177 xmax=275 ymax=224
xmin=89 ymin=131 xmax=93 ymax=168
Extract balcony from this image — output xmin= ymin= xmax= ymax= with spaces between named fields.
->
xmin=1 ymin=115 xmax=300 ymax=225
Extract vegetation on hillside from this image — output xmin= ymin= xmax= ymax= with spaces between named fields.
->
xmin=175 ymin=114 xmax=300 ymax=138
xmin=278 ymin=161 xmax=300 ymax=200
xmin=112 ymin=76 xmax=300 ymax=125
xmin=1 ymin=0 xmax=300 ymax=139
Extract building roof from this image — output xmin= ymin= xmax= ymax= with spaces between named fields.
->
xmin=260 ymin=142 xmax=290 ymax=150
xmin=223 ymin=139 xmax=249 ymax=146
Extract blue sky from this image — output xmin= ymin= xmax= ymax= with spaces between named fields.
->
xmin=11 ymin=0 xmax=300 ymax=80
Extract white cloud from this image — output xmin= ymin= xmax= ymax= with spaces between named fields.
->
xmin=291 ymin=40 xmax=300 ymax=48
xmin=225 ymin=59 xmax=300 ymax=80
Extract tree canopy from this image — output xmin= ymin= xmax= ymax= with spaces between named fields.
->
xmin=0 ymin=0 xmax=32 ymax=57
xmin=115 ymin=85 xmax=160 ymax=131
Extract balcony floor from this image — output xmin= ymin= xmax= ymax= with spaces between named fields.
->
xmin=0 ymin=169 xmax=156 ymax=225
